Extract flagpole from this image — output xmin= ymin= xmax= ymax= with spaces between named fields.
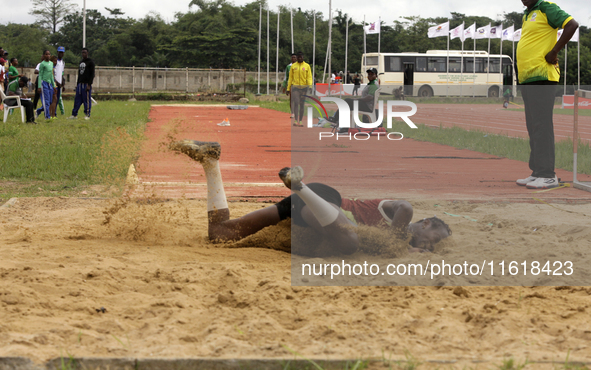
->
xmin=578 ymin=39 xmax=580 ymax=89
xmin=473 ymin=32 xmax=476 ymax=98
xmin=460 ymin=22 xmax=464 ymax=97
xmin=487 ymin=24 xmax=490 ymax=89
xmin=564 ymin=43 xmax=567 ymax=96
xmin=512 ymin=35 xmax=515 ymax=97
xmin=499 ymin=26 xmax=503 ymax=97
xmin=344 ymin=16 xmax=349 ymax=98
xmin=257 ymin=3 xmax=261 ymax=95
xmin=327 ymin=0 xmax=332 ymax=96
xmin=323 ymin=40 xmax=329 ymax=83
xmin=378 ymin=17 xmax=381 ymax=55
xmin=290 ymin=9 xmax=294 ymax=54
xmin=312 ymin=11 xmax=316 ymax=89
xmin=266 ymin=8 xmax=270 ymax=95
xmin=363 ymin=15 xmax=366 ymax=70
xmin=446 ymin=29 xmax=449 ymax=97
xmin=275 ymin=7 xmax=280 ymax=94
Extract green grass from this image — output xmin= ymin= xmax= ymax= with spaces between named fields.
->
xmin=0 ymin=100 xmax=151 ymax=201
xmin=257 ymin=98 xmax=591 ymax=176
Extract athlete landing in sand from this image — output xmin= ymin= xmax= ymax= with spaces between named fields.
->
xmin=170 ymin=140 xmax=451 ymax=254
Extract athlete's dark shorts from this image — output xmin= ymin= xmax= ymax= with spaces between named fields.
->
xmin=276 ymin=183 xmax=342 ymax=227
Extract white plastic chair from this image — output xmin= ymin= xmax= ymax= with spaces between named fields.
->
xmin=351 ymin=87 xmax=382 ymax=126
xmin=1 ymin=88 xmax=25 ymax=123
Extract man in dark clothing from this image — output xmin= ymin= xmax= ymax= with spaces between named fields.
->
xmin=5 ymin=76 xmax=37 ymax=124
xmin=68 ymin=48 xmax=95 ymax=120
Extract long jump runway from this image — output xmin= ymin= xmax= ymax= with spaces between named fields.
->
xmin=131 ymin=105 xmax=591 ymax=202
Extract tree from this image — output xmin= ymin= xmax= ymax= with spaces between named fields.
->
xmin=29 ymin=0 xmax=78 ymax=34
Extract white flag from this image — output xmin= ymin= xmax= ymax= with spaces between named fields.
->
xmin=464 ymin=23 xmax=476 ymax=40
xmin=428 ymin=21 xmax=450 ymax=38
xmin=490 ymin=25 xmax=502 ymax=39
xmin=475 ymin=24 xmax=490 ymax=39
xmin=502 ymin=25 xmax=514 ymax=41
xmin=450 ymin=23 xmax=465 ymax=41
xmin=559 ymin=28 xmax=580 ymax=42
xmin=364 ymin=21 xmax=380 ymax=34
xmin=513 ymin=28 xmax=522 ymax=42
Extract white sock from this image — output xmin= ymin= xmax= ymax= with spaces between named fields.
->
xmin=202 ymin=158 xmax=228 ymax=212
xmin=293 ymin=184 xmax=339 ymax=227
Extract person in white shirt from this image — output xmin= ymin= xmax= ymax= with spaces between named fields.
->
xmin=55 ymin=46 xmax=66 ymax=115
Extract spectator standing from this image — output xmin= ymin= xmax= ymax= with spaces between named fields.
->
xmin=352 ymin=73 xmax=361 ymax=96
xmin=515 ymin=0 xmax=579 ymax=189
xmin=0 ymin=48 xmax=8 ymax=91
xmin=282 ymin=54 xmax=297 ymax=118
xmin=32 ymin=54 xmax=44 ymax=109
xmin=286 ymin=51 xmax=313 ymax=127
xmin=55 ymin=46 xmax=66 ymax=116
xmin=8 ymin=58 xmax=22 ymax=83
xmin=36 ymin=50 xmax=55 ymax=121
xmin=69 ymin=48 xmax=95 ymax=120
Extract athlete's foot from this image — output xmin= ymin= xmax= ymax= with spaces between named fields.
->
xmin=170 ymin=139 xmax=221 ymax=162
xmin=278 ymin=166 xmax=304 ymax=190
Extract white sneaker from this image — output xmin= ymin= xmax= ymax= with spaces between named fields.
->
xmin=516 ymin=175 xmax=537 ymax=186
xmin=526 ymin=176 xmax=559 ymax=189
xmin=84 ymin=116 xmax=90 ymax=120
xmin=68 ymin=115 xmax=77 ymax=119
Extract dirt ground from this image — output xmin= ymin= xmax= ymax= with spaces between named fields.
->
xmin=1 ymin=196 xmax=591 ymax=366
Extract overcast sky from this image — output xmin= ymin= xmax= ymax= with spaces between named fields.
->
xmin=5 ymin=0 xmax=590 ymax=30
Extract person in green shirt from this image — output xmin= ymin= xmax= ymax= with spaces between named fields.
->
xmin=35 ymin=50 xmax=55 ymax=120
xmin=8 ymin=58 xmax=22 ymax=83
xmin=6 ymin=76 xmax=36 ymax=124
xmin=515 ymin=0 xmax=578 ymax=189
xmin=329 ymin=67 xmax=379 ymax=126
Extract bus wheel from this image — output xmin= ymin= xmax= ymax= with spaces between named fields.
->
xmin=488 ymin=87 xmax=499 ymax=98
xmin=418 ymin=86 xmax=433 ymax=97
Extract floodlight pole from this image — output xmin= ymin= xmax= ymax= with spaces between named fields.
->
xmin=83 ymin=0 xmax=87 ymax=48
xmin=327 ymin=0 xmax=332 ymax=95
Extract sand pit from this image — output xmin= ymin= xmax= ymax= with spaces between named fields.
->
xmin=1 ymin=196 xmax=591 ymax=367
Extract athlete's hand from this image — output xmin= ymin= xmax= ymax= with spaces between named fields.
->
xmin=545 ymin=50 xmax=559 ymax=65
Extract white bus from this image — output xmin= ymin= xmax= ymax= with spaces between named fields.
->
xmin=361 ymin=50 xmax=514 ymax=97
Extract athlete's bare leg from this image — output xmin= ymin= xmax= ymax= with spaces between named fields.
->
xmin=280 ymin=166 xmax=359 ymax=254
xmin=171 ymin=140 xmax=282 ymax=242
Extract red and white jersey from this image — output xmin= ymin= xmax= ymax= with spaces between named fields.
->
xmin=340 ymin=199 xmax=394 ymax=227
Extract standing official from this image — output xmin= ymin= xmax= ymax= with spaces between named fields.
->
xmin=515 ymin=0 xmax=578 ymax=189
xmin=286 ymin=52 xmax=313 ymax=127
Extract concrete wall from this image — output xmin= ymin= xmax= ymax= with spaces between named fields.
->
xmin=20 ymin=67 xmax=283 ymax=93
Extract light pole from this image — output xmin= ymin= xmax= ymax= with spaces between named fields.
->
xmin=83 ymin=0 xmax=87 ymax=48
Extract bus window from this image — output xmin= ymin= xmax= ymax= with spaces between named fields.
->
xmin=428 ymin=57 xmax=446 ymax=72
xmin=365 ymin=56 xmax=378 ymax=66
xmin=385 ymin=56 xmax=402 ymax=72
xmin=489 ymin=59 xmax=500 ymax=73
xmin=417 ymin=57 xmax=427 ymax=72
xmin=449 ymin=57 xmax=462 ymax=72
xmin=464 ymin=58 xmax=484 ymax=73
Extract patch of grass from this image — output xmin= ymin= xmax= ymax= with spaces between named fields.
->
xmin=0 ymin=100 xmax=151 ymax=201
xmin=496 ymin=357 xmax=529 ymax=370
xmin=394 ymin=123 xmax=591 ymax=175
